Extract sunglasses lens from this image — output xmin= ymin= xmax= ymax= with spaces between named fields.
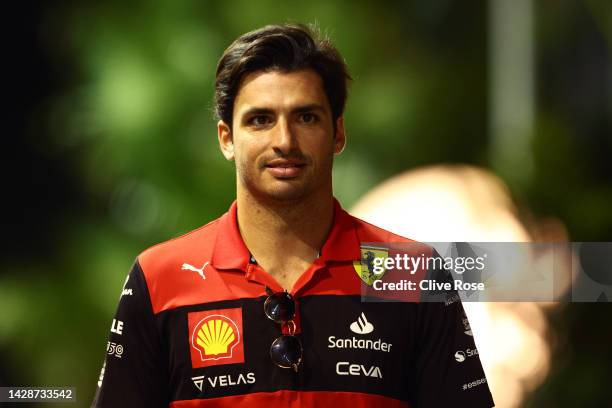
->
xmin=270 ymin=335 xmax=302 ymax=369
xmin=264 ymin=292 xmax=295 ymax=322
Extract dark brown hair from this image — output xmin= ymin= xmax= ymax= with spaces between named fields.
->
xmin=214 ymin=24 xmax=351 ymax=128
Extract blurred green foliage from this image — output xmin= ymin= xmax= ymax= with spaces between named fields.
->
xmin=1 ymin=0 xmax=610 ymax=406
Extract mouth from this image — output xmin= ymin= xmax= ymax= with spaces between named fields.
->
xmin=264 ymin=159 xmax=306 ymax=179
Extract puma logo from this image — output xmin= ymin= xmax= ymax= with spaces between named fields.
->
xmin=181 ymin=262 xmax=208 ymax=280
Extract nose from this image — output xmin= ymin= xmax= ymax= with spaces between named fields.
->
xmin=272 ymin=116 xmax=298 ymax=154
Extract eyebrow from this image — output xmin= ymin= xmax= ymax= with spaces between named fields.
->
xmin=240 ymin=104 xmax=327 ymax=118
xmin=293 ymin=104 xmax=327 ymax=114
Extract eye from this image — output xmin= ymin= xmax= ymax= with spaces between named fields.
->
xmin=248 ymin=115 xmax=272 ymax=127
xmin=300 ymin=113 xmax=318 ymax=124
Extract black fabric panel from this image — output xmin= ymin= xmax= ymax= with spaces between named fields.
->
xmin=414 ymin=300 xmax=494 ymax=407
xmin=92 ymin=260 xmax=170 ymax=408
xmin=160 ymin=296 xmax=419 ymax=403
xmin=97 ymin=289 xmax=494 ymax=407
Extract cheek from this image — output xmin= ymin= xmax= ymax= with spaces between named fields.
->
xmin=233 ymin=139 xmax=262 ymax=170
xmin=312 ymin=137 xmax=336 ymax=160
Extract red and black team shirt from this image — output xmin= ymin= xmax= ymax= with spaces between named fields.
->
xmin=92 ymin=200 xmax=495 ymax=407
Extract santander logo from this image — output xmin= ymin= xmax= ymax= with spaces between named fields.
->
xmin=350 ymin=313 xmax=374 ymax=334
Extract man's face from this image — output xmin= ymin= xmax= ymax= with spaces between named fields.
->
xmin=218 ymin=69 xmax=345 ymax=203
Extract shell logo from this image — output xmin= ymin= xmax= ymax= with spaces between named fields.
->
xmin=188 ymin=308 xmax=244 ymax=368
xmin=193 ymin=315 xmax=240 ymax=358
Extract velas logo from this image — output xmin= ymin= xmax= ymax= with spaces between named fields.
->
xmin=191 ymin=372 xmax=256 ymax=392
xmin=188 ymin=308 xmax=245 ymax=369
xmin=192 ymin=375 xmax=205 ymax=392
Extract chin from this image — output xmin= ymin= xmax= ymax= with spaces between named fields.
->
xmin=256 ymin=182 xmax=314 ymax=203
xmin=240 ymin=173 xmax=318 ymax=203
xmin=265 ymin=188 xmax=310 ymax=203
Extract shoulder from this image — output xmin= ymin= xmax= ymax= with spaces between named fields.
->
xmin=347 ymin=212 xmax=415 ymax=244
xmin=140 ymin=218 xmax=219 ymax=266
xmin=136 ymin=216 xmax=222 ymax=292
xmin=346 ymin=210 xmax=437 ymax=262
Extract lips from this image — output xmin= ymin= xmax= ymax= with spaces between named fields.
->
xmin=265 ymin=159 xmax=306 ymax=179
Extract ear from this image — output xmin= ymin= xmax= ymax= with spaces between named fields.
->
xmin=217 ymin=120 xmax=235 ymax=161
xmin=333 ymin=116 xmax=346 ymax=155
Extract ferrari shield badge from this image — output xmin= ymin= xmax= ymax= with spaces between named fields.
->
xmin=353 ymin=245 xmax=389 ymax=286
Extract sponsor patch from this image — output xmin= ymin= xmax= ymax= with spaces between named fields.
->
xmin=462 ymin=310 xmax=473 ymax=336
xmin=120 ymin=274 xmax=133 ymax=298
xmin=110 ymin=319 xmax=123 ymax=335
xmin=192 ymin=372 xmax=256 ymax=392
xmin=188 ymin=308 xmax=244 ymax=368
xmin=191 ymin=375 xmax=205 ymax=391
xmin=354 ymin=245 xmax=389 ymax=286
xmin=462 ymin=377 xmax=487 ymax=391
xmin=336 ymin=362 xmax=383 ymax=378
xmin=106 ymin=341 xmax=124 ymax=358
xmin=97 ymin=361 xmax=106 ymax=388
xmin=455 ymin=347 xmax=479 ymax=363
xmin=182 ymin=262 xmax=208 ymax=280
xmin=350 ymin=313 xmax=374 ymax=334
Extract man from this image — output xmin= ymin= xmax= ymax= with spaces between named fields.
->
xmin=93 ymin=24 xmax=494 ymax=407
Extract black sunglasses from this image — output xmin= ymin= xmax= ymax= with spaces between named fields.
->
xmin=264 ymin=288 xmax=303 ymax=372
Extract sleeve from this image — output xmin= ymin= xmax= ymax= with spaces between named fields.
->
xmin=414 ymin=300 xmax=494 ymax=407
xmin=92 ymin=259 xmax=169 ymax=408
xmin=413 ymin=250 xmax=495 ymax=407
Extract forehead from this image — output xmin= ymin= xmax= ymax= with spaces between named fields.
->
xmin=233 ymin=69 xmax=330 ymax=116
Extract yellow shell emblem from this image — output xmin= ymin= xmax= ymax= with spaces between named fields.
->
xmin=193 ymin=316 xmax=240 ymax=358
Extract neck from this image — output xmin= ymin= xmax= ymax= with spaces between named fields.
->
xmin=236 ymin=188 xmax=334 ymax=286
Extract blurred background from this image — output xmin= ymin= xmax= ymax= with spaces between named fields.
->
xmin=2 ymin=0 xmax=611 ymax=407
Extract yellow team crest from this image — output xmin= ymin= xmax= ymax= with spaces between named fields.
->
xmin=353 ymin=245 xmax=389 ymax=286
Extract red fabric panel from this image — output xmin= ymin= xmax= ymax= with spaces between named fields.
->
xmin=170 ymin=390 xmax=410 ymax=408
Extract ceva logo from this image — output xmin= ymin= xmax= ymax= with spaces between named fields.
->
xmin=336 ymin=362 xmax=382 ymax=378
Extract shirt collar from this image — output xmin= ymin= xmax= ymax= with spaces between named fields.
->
xmin=211 ymin=198 xmax=361 ymax=271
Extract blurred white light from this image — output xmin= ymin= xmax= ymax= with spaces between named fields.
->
xmin=351 ymin=164 xmax=554 ymax=408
